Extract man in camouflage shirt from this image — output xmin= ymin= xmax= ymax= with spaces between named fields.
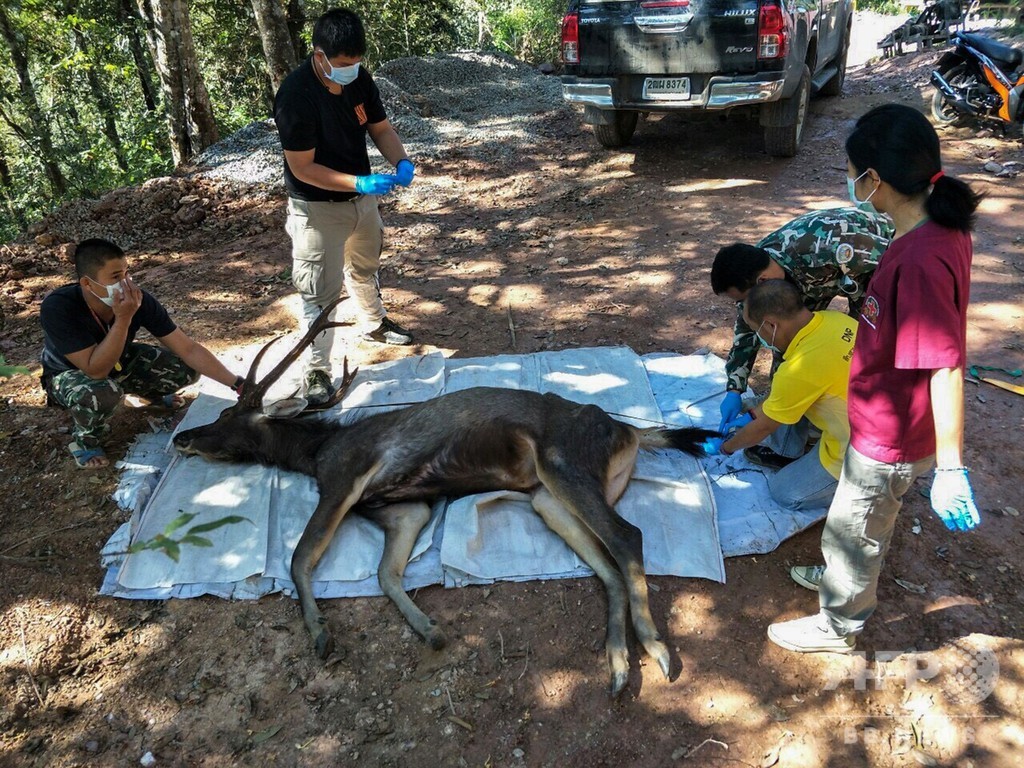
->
xmin=709 ymin=207 xmax=894 ymax=456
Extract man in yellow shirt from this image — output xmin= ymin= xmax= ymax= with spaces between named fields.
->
xmin=702 ymin=279 xmax=856 ymax=510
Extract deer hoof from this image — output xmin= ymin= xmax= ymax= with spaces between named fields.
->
xmin=609 ymin=669 xmax=630 ymax=699
xmin=649 ymin=642 xmax=672 ymax=680
xmin=425 ymin=627 xmax=447 ymax=651
xmin=315 ymin=629 xmax=335 ymax=660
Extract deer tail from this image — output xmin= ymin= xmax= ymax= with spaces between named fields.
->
xmin=638 ymin=427 xmax=720 ymax=456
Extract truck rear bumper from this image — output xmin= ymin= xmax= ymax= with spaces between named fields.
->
xmin=561 ymin=74 xmax=785 ymax=111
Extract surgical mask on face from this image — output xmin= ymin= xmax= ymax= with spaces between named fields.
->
xmin=317 ymin=52 xmax=359 ymax=86
xmin=755 ymin=319 xmax=780 ymax=354
xmin=87 ymin=277 xmax=124 ymax=307
xmin=847 ymin=170 xmax=878 ymax=212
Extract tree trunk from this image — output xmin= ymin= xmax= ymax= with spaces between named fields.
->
xmin=135 ymin=0 xmax=218 ymax=166
xmin=0 ymin=4 xmax=68 ymax=195
xmin=121 ymin=0 xmax=158 ymax=111
xmin=0 ymin=149 xmax=12 ymax=189
xmin=286 ymin=0 xmax=305 ymax=62
xmin=250 ymin=0 xmax=297 ymax=95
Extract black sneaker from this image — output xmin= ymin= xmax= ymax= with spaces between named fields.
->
xmin=305 ymin=370 xmax=335 ymax=406
xmin=363 ymin=317 xmax=414 ymax=346
xmin=743 ymin=445 xmax=797 ymax=470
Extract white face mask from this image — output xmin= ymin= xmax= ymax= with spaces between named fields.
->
xmin=87 ymin=276 xmax=123 ymax=307
xmin=317 ymin=51 xmax=359 ymax=86
xmin=847 ymin=170 xmax=878 ymax=212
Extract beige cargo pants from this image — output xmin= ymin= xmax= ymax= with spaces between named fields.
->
xmin=286 ymin=195 xmax=385 ymax=372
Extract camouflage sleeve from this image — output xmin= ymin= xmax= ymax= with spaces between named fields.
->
xmin=725 ymin=302 xmax=760 ymax=393
xmin=759 ymin=208 xmax=894 ymax=312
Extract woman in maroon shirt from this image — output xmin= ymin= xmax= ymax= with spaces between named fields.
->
xmin=768 ymin=104 xmax=983 ymax=654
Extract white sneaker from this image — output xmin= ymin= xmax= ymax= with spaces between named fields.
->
xmin=767 ymin=613 xmax=856 ymax=654
xmin=790 ymin=565 xmax=825 ymax=592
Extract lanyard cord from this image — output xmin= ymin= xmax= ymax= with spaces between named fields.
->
xmin=87 ymin=300 xmax=122 ymax=372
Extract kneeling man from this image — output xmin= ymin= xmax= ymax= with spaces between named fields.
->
xmin=703 ymin=279 xmax=856 ymax=511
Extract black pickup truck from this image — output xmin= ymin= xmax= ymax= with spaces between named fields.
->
xmin=559 ymin=0 xmax=853 ymax=156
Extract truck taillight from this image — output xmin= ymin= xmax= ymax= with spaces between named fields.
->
xmin=757 ymin=1 xmax=787 ymax=60
xmin=561 ymin=12 xmax=579 ymax=64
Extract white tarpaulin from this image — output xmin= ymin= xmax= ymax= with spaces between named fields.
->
xmin=100 ymin=347 xmax=829 ymax=601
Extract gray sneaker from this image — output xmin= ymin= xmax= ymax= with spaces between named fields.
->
xmin=363 ymin=317 xmax=413 ymax=346
xmin=790 ymin=565 xmax=825 ymax=592
xmin=305 ymin=370 xmax=335 ymax=406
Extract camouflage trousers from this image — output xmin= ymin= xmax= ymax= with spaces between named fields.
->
xmin=45 ymin=343 xmax=198 ymax=448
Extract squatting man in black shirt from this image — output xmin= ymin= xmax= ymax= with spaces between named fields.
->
xmin=39 ymin=238 xmax=244 ymax=469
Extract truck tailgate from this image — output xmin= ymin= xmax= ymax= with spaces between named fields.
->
xmin=576 ymin=0 xmax=762 ymax=77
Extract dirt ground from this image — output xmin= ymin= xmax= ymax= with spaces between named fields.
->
xmin=2 ymin=20 xmax=1024 ymax=768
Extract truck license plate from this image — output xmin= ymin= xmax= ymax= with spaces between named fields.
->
xmin=642 ymin=77 xmax=691 ymax=101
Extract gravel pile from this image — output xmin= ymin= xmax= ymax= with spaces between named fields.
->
xmin=190 ymin=120 xmax=284 ymax=186
xmin=187 ymin=51 xmax=567 ymax=183
xmin=377 ymin=50 xmax=563 ymax=121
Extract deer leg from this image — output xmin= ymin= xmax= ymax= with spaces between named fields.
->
xmin=598 ymin=441 xmax=672 ymax=680
xmin=537 ymin=464 xmax=672 ymax=685
xmin=531 ymin=487 xmax=632 ymax=697
xmin=362 ymin=502 xmax=446 ymax=650
xmin=291 ymin=466 xmax=380 ymax=659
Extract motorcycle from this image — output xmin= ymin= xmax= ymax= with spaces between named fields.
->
xmin=930 ymin=31 xmax=1024 ymax=136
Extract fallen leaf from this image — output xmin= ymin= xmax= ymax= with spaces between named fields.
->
xmin=251 ymin=725 xmax=282 ymax=745
xmin=894 ymin=578 xmax=927 ymax=594
xmin=447 ymin=715 xmax=474 ymax=731
xmin=1003 ymin=506 xmax=1020 ymax=517
xmin=912 ymin=748 xmax=939 ymax=766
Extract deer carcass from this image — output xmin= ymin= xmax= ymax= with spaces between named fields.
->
xmin=173 ymin=301 xmax=717 ymax=696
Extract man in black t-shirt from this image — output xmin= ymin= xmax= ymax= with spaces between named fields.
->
xmin=40 ymin=239 xmax=244 ymax=469
xmin=274 ymin=7 xmax=417 ymax=406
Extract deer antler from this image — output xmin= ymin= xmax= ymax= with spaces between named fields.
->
xmin=240 ymin=298 xmax=352 ymax=408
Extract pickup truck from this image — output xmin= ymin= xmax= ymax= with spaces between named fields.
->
xmin=559 ymin=0 xmax=853 ymax=157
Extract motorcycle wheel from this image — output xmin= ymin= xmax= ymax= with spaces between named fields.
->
xmin=931 ymin=64 xmax=973 ymax=127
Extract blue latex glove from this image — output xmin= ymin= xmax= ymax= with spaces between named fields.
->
xmin=355 ymin=174 xmax=398 ymax=196
xmin=395 ymin=159 xmax=415 ymax=187
xmin=930 ymin=468 xmax=981 ymax=531
xmin=723 ymin=411 xmax=753 ymax=435
xmin=719 ymin=391 xmax=743 ymax=433
xmin=700 ymin=437 xmax=725 ymax=456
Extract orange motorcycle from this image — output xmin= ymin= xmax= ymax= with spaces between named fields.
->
xmin=931 ymin=31 xmax=1024 ymax=136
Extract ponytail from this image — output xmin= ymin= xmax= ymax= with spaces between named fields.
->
xmin=926 ymin=173 xmax=983 ymax=233
xmin=846 ymin=104 xmax=983 ymax=232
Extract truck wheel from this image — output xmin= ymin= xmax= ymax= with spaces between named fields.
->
xmin=819 ymin=27 xmax=850 ymax=97
xmin=763 ymin=65 xmax=810 ymax=158
xmin=593 ymin=110 xmax=638 ymax=148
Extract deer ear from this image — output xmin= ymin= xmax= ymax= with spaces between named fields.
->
xmin=263 ymin=397 xmax=309 ymax=419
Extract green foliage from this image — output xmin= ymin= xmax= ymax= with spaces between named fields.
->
xmin=0 ymin=354 xmax=30 ymax=378
xmin=127 ymin=511 xmax=252 ymax=562
xmin=856 ymin=0 xmax=907 ymax=15
xmin=483 ymin=0 xmax=565 ymax=63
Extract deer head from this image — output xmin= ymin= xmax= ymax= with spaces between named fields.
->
xmin=173 ymin=299 xmax=358 ymax=463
